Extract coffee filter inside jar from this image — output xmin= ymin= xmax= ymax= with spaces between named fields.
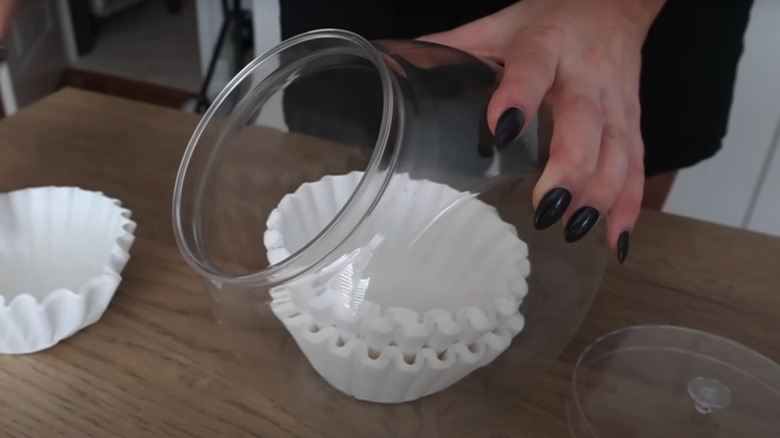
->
xmin=264 ymin=171 xmax=531 ymax=403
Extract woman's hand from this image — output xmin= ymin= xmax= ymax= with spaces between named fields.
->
xmin=420 ymin=0 xmax=666 ymax=262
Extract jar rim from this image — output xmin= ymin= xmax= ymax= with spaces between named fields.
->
xmin=172 ymin=29 xmax=399 ymax=288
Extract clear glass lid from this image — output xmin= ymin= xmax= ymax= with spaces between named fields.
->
xmin=568 ymin=325 xmax=780 ymax=438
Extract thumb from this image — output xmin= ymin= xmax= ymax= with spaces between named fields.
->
xmin=417 ymin=18 xmax=505 ymax=61
xmin=486 ymin=36 xmax=558 ymax=141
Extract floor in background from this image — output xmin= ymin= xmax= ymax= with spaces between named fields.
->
xmin=72 ymin=0 xmax=201 ymax=93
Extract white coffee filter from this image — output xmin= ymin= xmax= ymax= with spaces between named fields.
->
xmin=0 ymin=187 xmax=136 ymax=354
xmin=264 ymin=172 xmax=530 ymax=403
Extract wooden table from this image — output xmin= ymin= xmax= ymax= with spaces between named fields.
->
xmin=1 ymin=88 xmax=778 ymax=438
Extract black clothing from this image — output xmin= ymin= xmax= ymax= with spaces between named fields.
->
xmin=279 ymin=0 xmax=754 ymax=177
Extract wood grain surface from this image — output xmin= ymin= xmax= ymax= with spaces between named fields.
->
xmin=0 ymin=88 xmax=778 ymax=438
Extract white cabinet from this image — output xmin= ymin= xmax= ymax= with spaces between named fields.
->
xmin=248 ymin=0 xmax=281 ymax=60
xmin=664 ymin=0 xmax=780 ymax=236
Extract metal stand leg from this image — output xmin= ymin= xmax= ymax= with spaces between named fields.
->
xmin=194 ymin=0 xmax=252 ymax=113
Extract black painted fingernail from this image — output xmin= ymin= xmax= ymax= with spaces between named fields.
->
xmin=495 ymin=107 xmax=525 ymax=149
xmin=564 ymin=207 xmax=600 ymax=243
xmin=533 ymin=188 xmax=572 ymax=230
xmin=617 ymin=231 xmax=630 ymax=263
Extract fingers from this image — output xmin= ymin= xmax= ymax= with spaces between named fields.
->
xmin=607 ymin=109 xmax=645 ymax=263
xmin=531 ymin=82 xmax=644 ymax=262
xmin=417 ymin=12 xmax=509 ymax=60
xmin=424 ymin=20 xmax=646 ymax=260
xmin=608 ymin=167 xmax=644 ymax=262
xmin=561 ymin=91 xmax=630 ymax=243
xmin=532 ymin=86 xmax=603 ymax=230
xmin=418 ymin=24 xmax=497 ymax=58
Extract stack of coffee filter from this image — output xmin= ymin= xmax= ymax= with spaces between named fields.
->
xmin=264 ymin=171 xmax=530 ymax=403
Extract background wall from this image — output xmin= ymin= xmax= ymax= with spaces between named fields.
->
xmin=663 ymin=0 xmax=780 ymax=237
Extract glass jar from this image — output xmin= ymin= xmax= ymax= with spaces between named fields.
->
xmin=173 ymin=29 xmax=607 ymax=437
